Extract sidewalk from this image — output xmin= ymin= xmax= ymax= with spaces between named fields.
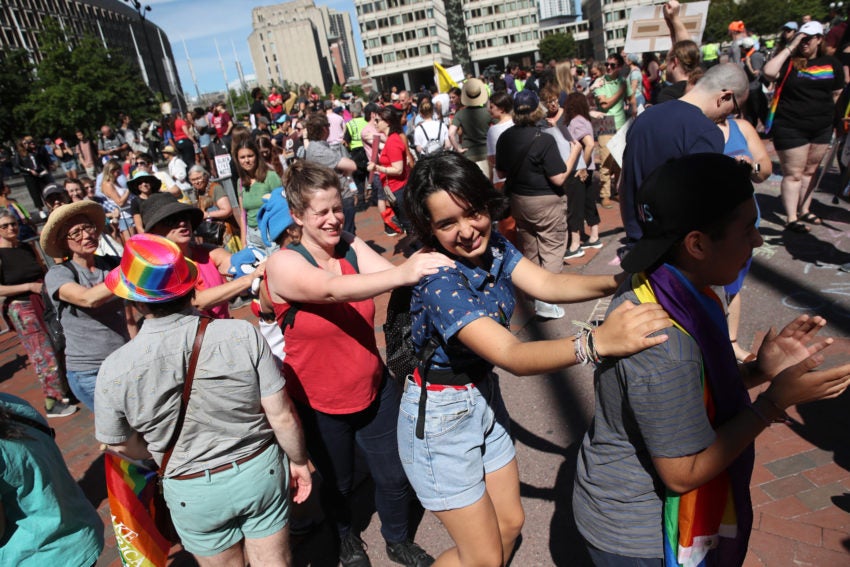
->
xmin=1 ymin=164 xmax=849 ymax=565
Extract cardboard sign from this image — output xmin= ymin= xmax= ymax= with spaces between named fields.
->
xmin=592 ymin=116 xmax=617 ymax=139
xmin=214 ymin=153 xmax=231 ymax=178
xmin=624 ymin=1 xmax=709 ymax=54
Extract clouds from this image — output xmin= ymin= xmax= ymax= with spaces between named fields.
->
xmin=144 ymin=0 xmax=364 ymax=94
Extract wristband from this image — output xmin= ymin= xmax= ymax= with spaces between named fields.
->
xmin=747 ymin=403 xmax=772 ymax=427
xmin=757 ymin=393 xmax=792 ymax=424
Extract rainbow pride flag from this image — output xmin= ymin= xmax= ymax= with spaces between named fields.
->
xmin=104 ymin=451 xmax=174 ymax=567
xmin=633 ymin=272 xmax=739 ymax=567
xmin=798 ymin=65 xmax=835 ymax=80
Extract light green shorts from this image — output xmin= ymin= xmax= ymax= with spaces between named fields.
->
xmin=162 ymin=442 xmax=290 ymax=556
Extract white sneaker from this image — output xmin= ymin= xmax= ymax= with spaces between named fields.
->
xmin=535 ymin=300 xmax=565 ymax=319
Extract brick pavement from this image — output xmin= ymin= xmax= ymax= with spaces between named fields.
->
xmin=1 ymin=169 xmax=849 ymax=566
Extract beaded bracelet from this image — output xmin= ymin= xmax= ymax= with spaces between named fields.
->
xmin=572 ymin=321 xmax=602 ymax=366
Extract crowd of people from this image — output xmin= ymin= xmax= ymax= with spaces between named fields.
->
xmin=3 ymin=2 xmax=850 ymax=566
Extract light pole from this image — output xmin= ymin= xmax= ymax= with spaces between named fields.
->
xmin=124 ymin=0 xmax=166 ymax=106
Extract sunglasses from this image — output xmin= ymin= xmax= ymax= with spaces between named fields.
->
xmin=135 ymin=161 xmax=150 ymax=167
xmin=0 ymin=222 xmax=18 ymax=230
xmin=605 ymin=62 xmax=618 ymax=68
xmin=64 ymin=223 xmax=97 ymax=241
xmin=161 ymin=213 xmax=193 ymax=228
xmin=731 ymin=91 xmax=741 ymax=118
xmin=800 ymin=35 xmax=820 ymax=44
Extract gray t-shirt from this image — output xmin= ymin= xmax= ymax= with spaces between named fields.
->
xmin=95 ymin=313 xmax=285 ymax=477
xmin=305 ymin=140 xmax=354 ymax=200
xmin=573 ymin=286 xmax=717 ymax=558
xmin=45 ymin=258 xmax=129 ymax=372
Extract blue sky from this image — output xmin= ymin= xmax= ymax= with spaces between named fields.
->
xmin=144 ymin=0 xmax=365 ymax=95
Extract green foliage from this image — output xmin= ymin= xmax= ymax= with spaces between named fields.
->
xmin=0 ymin=49 xmax=35 ymax=144
xmin=539 ymin=32 xmax=577 ymax=62
xmin=14 ymin=18 xmax=157 ymax=140
xmin=700 ymin=0 xmax=828 ymax=41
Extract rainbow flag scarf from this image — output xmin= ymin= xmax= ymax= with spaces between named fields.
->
xmin=632 ymin=265 xmax=755 ymax=567
xmin=765 ymin=62 xmax=795 ymax=135
xmin=104 ymin=451 xmax=173 ymax=567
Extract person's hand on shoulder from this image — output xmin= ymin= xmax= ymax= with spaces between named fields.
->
xmin=397 ymin=249 xmax=456 ymax=286
xmin=593 ymin=301 xmax=670 ymax=357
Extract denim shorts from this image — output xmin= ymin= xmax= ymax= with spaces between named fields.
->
xmin=162 ymin=442 xmax=291 ymax=556
xmin=397 ymin=373 xmax=515 ymax=511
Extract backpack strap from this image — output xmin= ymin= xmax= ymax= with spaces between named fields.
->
xmin=282 ymin=239 xmax=359 ymax=331
xmin=55 ymin=261 xmax=80 ymax=319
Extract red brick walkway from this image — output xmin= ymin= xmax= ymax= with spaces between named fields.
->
xmin=2 ymin=196 xmax=848 ymax=566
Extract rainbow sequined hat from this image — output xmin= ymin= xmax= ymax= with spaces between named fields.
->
xmin=106 ymin=233 xmax=198 ymax=303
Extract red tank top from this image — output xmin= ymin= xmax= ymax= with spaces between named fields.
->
xmin=272 ymin=257 xmax=382 ymax=414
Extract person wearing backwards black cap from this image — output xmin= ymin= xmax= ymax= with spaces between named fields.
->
xmin=573 ymin=153 xmax=850 ymax=566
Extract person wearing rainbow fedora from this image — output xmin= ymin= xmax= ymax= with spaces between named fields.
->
xmin=96 ymin=233 xmax=311 ymax=564
xmin=41 ymin=201 xmax=131 ymax=412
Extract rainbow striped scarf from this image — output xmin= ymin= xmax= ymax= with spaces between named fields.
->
xmin=765 ymin=62 xmax=795 ymax=135
xmin=632 ymin=265 xmax=754 ymax=567
xmin=104 ymin=452 xmax=173 ymax=567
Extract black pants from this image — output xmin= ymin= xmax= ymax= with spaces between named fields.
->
xmin=565 ymin=174 xmax=599 ymax=233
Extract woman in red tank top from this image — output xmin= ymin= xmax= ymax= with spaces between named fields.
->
xmin=264 ymin=160 xmax=452 ymax=565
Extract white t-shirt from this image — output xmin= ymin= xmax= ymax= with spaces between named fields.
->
xmin=486 ymin=119 xmax=514 ymax=183
xmin=413 ymin=120 xmax=447 ymax=155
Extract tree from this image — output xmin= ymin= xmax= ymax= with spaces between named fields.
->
xmin=701 ymin=0 xmax=828 ymax=41
xmin=539 ymin=32 xmax=576 ymax=62
xmin=16 ymin=18 xmax=156 ymax=139
xmin=0 ymin=49 xmax=35 ymax=144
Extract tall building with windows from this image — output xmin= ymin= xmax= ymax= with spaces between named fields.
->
xmin=357 ymin=0 xmax=549 ymax=91
xmin=584 ymin=0 xmax=657 ymax=59
xmin=1 ymin=0 xmax=183 ymax=106
xmin=248 ymin=0 xmax=360 ymax=94
xmin=355 ymin=0 xmax=453 ymax=91
xmin=538 ymin=0 xmax=576 ymax=21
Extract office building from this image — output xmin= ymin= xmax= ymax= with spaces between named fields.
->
xmin=584 ymin=0 xmax=658 ymax=59
xmin=248 ymin=0 xmax=361 ymax=94
xmin=0 ymin=0 xmax=183 ymax=106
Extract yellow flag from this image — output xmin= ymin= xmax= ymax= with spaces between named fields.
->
xmin=434 ymin=62 xmax=458 ymax=93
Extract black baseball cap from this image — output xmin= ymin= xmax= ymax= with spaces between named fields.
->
xmin=621 ymin=153 xmax=754 ymax=273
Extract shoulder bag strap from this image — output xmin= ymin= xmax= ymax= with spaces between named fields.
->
xmin=159 ymin=316 xmax=211 ymax=477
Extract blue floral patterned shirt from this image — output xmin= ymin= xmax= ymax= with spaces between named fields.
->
xmin=411 ymin=232 xmax=524 ymax=371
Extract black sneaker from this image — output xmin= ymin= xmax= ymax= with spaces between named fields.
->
xmin=384 ymin=224 xmax=400 ymax=236
xmin=386 ymin=540 xmax=435 ymax=567
xmin=46 ymin=400 xmax=77 ymax=418
xmin=340 ymin=532 xmax=371 ymax=567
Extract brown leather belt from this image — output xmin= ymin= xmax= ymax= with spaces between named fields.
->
xmin=169 ymin=437 xmax=275 ymax=481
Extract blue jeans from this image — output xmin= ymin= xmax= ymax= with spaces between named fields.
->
xmin=392 ymin=186 xmax=412 ymax=233
xmin=398 ymin=374 xmax=515 ymax=511
xmin=66 ymin=367 xmax=99 ymax=411
xmin=295 ymin=373 xmax=411 ymax=544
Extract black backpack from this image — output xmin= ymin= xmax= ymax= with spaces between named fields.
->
xmin=384 ymin=285 xmax=439 ymax=383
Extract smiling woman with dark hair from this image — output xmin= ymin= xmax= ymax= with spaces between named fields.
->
xmin=399 ymin=152 xmax=670 ymax=566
